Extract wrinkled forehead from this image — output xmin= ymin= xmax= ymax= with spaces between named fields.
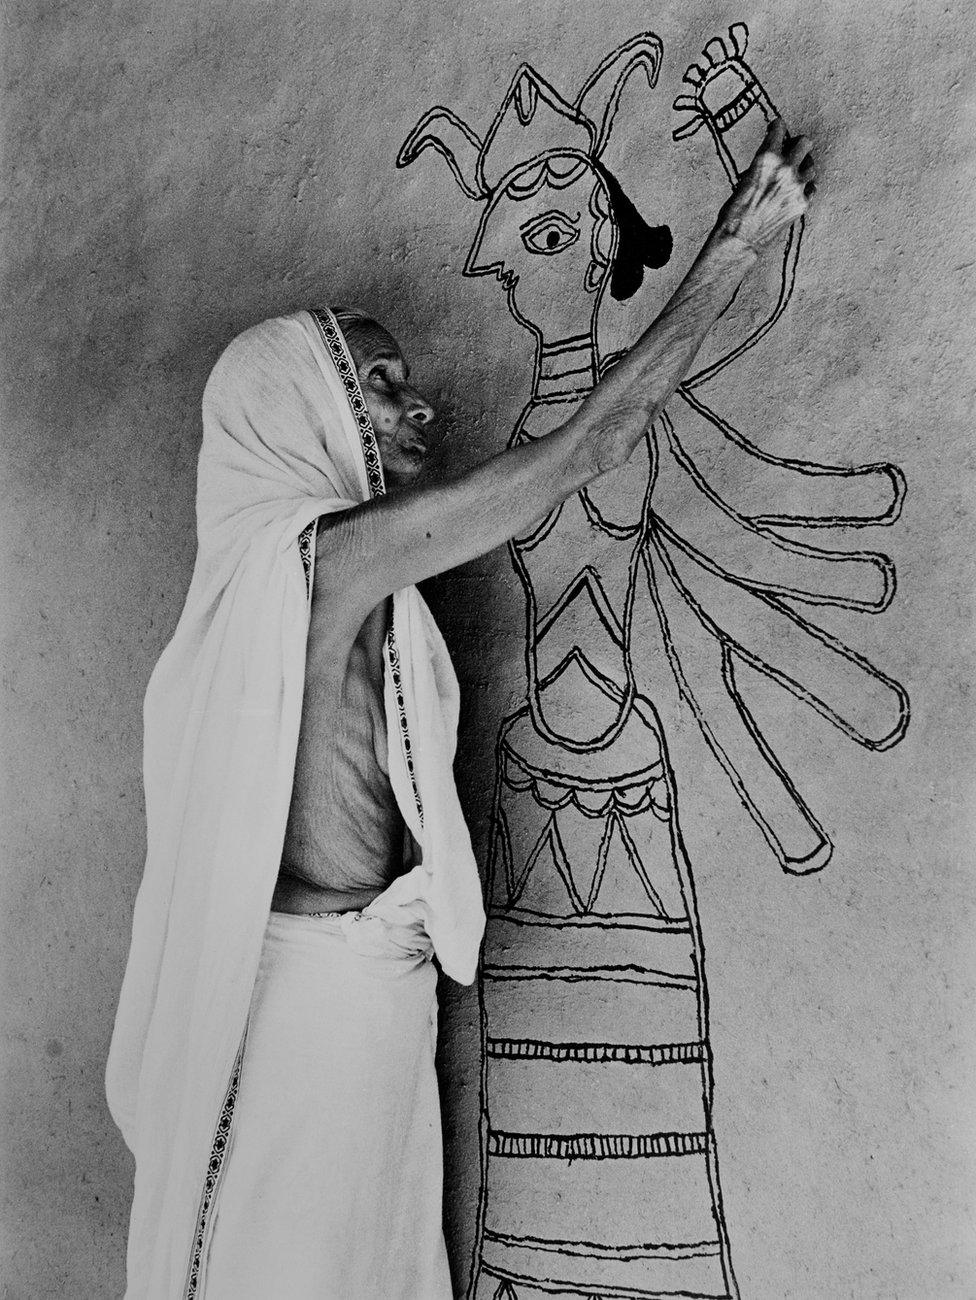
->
xmin=340 ymin=317 xmax=405 ymax=371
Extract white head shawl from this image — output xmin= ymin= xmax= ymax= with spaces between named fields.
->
xmin=106 ymin=308 xmax=485 ymax=1298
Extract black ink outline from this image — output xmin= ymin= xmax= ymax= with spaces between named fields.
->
xmin=398 ymin=23 xmax=909 ymax=1300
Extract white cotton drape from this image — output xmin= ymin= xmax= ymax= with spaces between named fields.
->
xmin=200 ymin=910 xmax=452 ymax=1299
xmin=105 ymin=308 xmax=484 ymax=1298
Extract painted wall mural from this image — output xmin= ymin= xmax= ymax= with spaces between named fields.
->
xmin=398 ymin=24 xmax=909 ymax=1300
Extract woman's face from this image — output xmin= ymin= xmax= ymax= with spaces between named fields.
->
xmin=343 ymin=319 xmax=436 ymax=492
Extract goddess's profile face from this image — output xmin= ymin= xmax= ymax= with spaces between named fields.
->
xmin=464 ymin=153 xmax=614 ymax=340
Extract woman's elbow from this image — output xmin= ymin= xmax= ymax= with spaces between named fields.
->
xmin=585 ymin=409 xmax=655 ymax=479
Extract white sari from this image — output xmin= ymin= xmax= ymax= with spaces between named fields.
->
xmin=106 ymin=309 xmax=484 ymax=1297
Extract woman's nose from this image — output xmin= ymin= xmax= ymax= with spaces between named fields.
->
xmin=406 ymin=389 xmax=436 ymax=426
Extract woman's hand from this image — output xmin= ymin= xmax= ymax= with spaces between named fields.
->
xmin=713 ymin=118 xmax=816 ymax=254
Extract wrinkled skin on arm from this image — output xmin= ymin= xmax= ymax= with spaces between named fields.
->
xmin=319 ymin=121 xmax=815 ymax=633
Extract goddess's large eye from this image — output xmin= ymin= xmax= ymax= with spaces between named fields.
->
xmin=519 ymin=209 xmax=580 ymax=256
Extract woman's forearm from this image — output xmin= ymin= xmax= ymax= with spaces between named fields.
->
xmin=565 ymin=231 xmax=758 ymax=477
xmin=567 ymin=120 xmax=814 ymax=478
xmin=316 ymin=233 xmax=758 ymax=622
xmin=315 ymin=122 xmax=814 ymax=618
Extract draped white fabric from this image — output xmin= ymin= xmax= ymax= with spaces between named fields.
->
xmin=201 ymin=910 xmax=452 ymax=1299
xmin=105 ymin=309 xmax=484 ymax=1297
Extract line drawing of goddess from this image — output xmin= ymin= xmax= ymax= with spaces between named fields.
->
xmin=398 ymin=24 xmax=909 ymax=1299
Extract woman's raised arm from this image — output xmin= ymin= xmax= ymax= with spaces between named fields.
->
xmin=317 ymin=121 xmax=815 ymax=629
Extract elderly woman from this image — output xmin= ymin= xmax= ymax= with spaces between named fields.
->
xmin=107 ymin=122 xmax=814 ymax=1299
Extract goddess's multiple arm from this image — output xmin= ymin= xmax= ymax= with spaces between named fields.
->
xmin=317 ymin=122 xmax=814 ymax=635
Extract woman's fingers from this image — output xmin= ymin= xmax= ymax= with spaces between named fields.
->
xmin=785 ymin=133 xmax=813 ymax=168
xmin=758 ymin=121 xmax=816 ymax=185
xmin=749 ymin=117 xmax=785 ymax=167
xmin=745 ymin=118 xmax=787 ymax=181
xmin=736 ymin=119 xmax=818 ymax=232
xmin=764 ymin=118 xmax=787 ymax=153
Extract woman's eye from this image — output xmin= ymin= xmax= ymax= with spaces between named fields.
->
xmin=370 ymin=368 xmax=389 ymax=386
xmin=519 ymin=209 xmax=581 ymax=256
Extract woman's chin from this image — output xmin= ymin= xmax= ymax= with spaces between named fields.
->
xmin=383 ymin=456 xmax=427 ymax=493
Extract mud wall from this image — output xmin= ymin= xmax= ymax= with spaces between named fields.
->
xmin=1 ymin=2 xmax=973 ymax=1296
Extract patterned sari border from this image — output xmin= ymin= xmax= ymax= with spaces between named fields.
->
xmin=183 ymin=1032 xmax=247 ymax=1299
xmin=309 ymin=307 xmax=425 ymax=829
xmin=298 ymin=520 xmax=316 ymax=593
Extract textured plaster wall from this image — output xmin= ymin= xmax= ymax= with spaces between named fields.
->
xmin=1 ymin=2 xmax=973 ymax=1297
